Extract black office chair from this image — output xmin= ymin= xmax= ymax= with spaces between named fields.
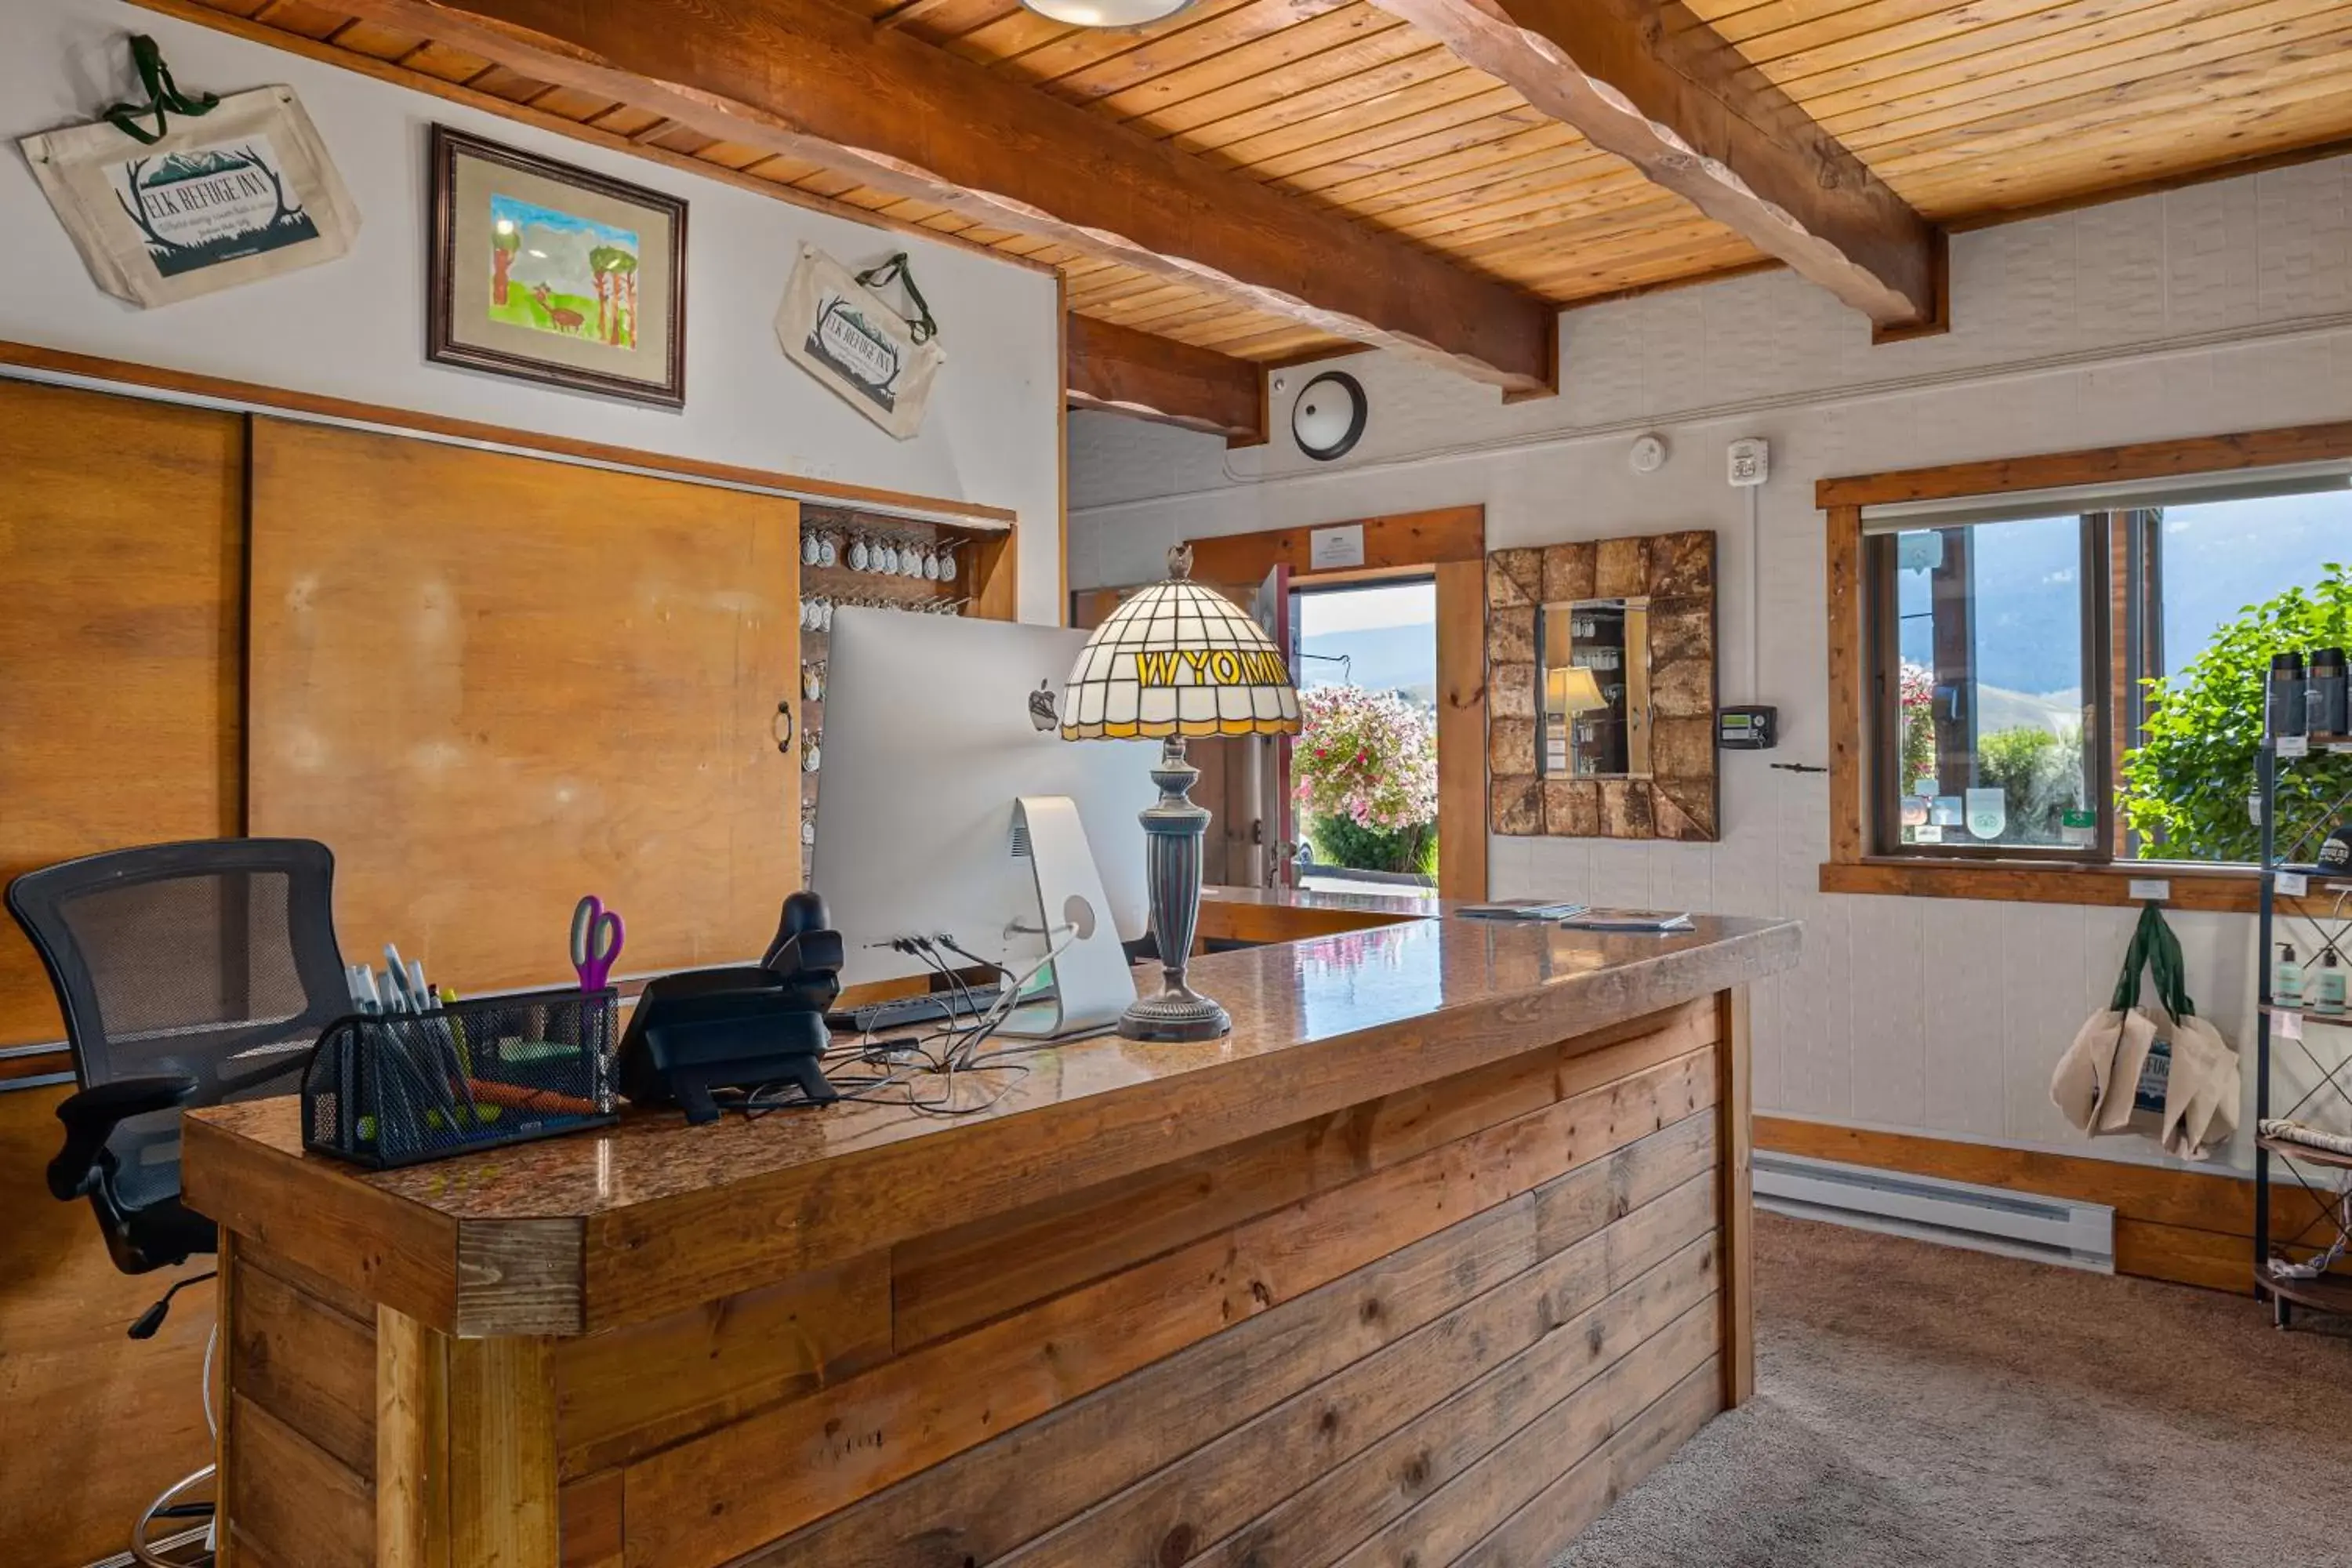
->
xmin=9 ymin=838 xmax=348 ymax=1568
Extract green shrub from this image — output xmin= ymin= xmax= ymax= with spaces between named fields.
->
xmin=1976 ymin=724 xmax=2085 ymax=844
xmin=1307 ymin=813 xmax=1435 ymax=877
xmin=2121 ymin=561 xmax=2352 ymax=861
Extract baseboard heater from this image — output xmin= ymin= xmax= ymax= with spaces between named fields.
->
xmin=1754 ymin=1151 xmax=2116 ymax=1274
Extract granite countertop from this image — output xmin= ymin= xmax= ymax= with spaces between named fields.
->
xmin=187 ymin=910 xmax=1799 ymax=1228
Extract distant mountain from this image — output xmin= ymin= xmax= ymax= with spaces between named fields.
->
xmin=1899 ymin=496 xmax=2343 ymax=698
xmin=1298 ymin=623 xmax=1435 ymax=705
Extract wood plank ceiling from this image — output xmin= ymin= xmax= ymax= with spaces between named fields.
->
xmin=167 ymin=0 xmax=2352 ymax=428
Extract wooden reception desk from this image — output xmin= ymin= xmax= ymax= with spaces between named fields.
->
xmin=183 ymin=895 xmax=1798 ymax=1568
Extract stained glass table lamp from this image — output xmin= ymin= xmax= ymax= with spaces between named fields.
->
xmin=1060 ymin=545 xmax=1301 ymax=1041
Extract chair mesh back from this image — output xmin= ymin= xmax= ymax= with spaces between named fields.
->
xmin=8 ymin=840 xmax=347 ymax=1213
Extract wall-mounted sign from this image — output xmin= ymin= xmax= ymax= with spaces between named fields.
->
xmin=778 ymin=245 xmax=946 ymax=441
xmin=1309 ymin=524 xmax=1366 ymax=570
xmin=20 ymin=56 xmax=358 ymax=309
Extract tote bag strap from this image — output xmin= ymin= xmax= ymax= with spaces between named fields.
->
xmin=2144 ymin=903 xmax=2195 ymax=1019
xmin=2108 ymin=902 xmax=2161 ymax=1013
xmin=101 ymin=35 xmax=219 ymax=146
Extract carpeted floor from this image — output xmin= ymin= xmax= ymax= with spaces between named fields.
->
xmin=1553 ymin=1214 xmax=2352 ymax=1568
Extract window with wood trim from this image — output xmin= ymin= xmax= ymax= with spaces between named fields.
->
xmin=1860 ymin=466 xmax=2352 ymax=866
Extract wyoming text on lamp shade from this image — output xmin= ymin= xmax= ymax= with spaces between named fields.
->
xmin=1060 ymin=581 xmax=1302 ymax=739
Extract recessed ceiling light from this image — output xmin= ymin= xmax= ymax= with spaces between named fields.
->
xmin=1019 ymin=0 xmax=1196 ymax=27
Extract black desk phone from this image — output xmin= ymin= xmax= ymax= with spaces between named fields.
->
xmin=618 ymin=891 xmax=845 ymax=1123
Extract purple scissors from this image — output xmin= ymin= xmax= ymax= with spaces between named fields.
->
xmin=569 ymin=895 xmax=625 ymax=992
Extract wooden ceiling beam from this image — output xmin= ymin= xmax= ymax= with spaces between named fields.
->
xmin=1363 ymin=0 xmax=1946 ymax=335
xmin=333 ymin=0 xmax=1559 ymax=393
xmin=1065 ymin=315 xmax=1267 ymax=448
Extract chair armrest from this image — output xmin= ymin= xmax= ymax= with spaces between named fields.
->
xmin=49 ymin=1074 xmax=197 ymax=1202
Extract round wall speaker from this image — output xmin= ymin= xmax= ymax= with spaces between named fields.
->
xmin=1291 ymin=371 xmax=1368 ymax=462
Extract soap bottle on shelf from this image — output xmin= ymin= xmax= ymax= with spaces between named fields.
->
xmin=2268 ymin=652 xmax=2308 ymax=741
xmin=2311 ymin=647 xmax=2348 ymax=738
xmin=2274 ymin=942 xmax=2305 ymax=1008
xmin=2315 ymin=949 xmax=2347 ymax=1011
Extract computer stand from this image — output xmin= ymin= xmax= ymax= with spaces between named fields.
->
xmin=995 ymin=795 xmax=1138 ymax=1040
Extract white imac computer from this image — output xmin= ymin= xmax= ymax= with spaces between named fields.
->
xmin=811 ymin=608 xmax=1157 ymax=1034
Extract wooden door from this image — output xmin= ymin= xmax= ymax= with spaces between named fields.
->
xmin=0 ymin=376 xmax=247 ymax=1568
xmin=246 ymin=419 xmax=801 ymax=995
xmin=0 ymin=379 xmax=248 ymax=1046
xmin=1250 ymin=563 xmax=1296 ymax=888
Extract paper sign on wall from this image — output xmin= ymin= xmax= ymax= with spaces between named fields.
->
xmin=1965 ymin=786 xmax=2006 ymax=840
xmin=1309 ymin=524 xmax=1366 ymax=570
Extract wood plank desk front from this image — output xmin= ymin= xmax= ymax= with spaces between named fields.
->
xmin=183 ymin=900 xmax=1799 ymax=1568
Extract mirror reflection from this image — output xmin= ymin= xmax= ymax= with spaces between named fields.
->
xmin=1539 ymin=597 xmax=1651 ymax=779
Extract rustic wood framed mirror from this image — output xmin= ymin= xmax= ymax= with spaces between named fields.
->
xmin=1486 ymin=531 xmax=1719 ymax=841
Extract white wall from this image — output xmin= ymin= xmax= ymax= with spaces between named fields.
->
xmin=1070 ymin=153 xmax=2352 ymax=1173
xmin=2 ymin=0 xmax=1062 ymax=621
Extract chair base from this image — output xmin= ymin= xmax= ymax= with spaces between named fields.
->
xmin=128 ymin=1464 xmax=214 ymax=1568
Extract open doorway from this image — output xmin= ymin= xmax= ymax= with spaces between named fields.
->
xmin=1070 ymin=506 xmax=1486 ymax=902
xmin=1289 ymin=578 xmax=1439 ymax=894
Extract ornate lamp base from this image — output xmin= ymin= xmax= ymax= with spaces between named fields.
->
xmin=1123 ymin=735 xmax=1231 ymax=1044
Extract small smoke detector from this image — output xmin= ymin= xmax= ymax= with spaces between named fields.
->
xmin=1629 ymin=434 xmax=1668 ymax=474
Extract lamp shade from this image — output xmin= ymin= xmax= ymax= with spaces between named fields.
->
xmin=1548 ymin=666 xmax=1606 ymax=714
xmin=1062 ymin=554 xmax=1301 ymax=741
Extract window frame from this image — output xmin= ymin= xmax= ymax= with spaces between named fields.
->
xmin=1864 ymin=511 xmax=2113 ymax=862
xmin=1818 ymin=417 xmax=2352 ymax=912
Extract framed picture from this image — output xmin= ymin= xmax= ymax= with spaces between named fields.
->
xmin=426 ymin=126 xmax=687 ymax=408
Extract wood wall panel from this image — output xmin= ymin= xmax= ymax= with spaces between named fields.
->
xmin=554 ymin=1254 xmax=895 ymax=1479
xmin=0 ymin=377 xmax=246 ymax=1047
xmin=245 ymin=419 xmax=803 ymax=996
xmin=890 ymin=997 xmax=1713 ymax=1351
xmin=207 ymin=993 xmax=1745 ymax=1568
xmin=746 ymin=1127 xmax=1719 ymax=1568
xmin=604 ymin=1015 xmax=1724 ymax=1567
xmin=751 ymin=1159 xmax=1552 ymax=1568
xmin=227 ymin=1393 xmax=376 ymax=1568
xmin=0 ymin=1085 xmax=220 ymax=1568
xmin=1010 ymin=1209 xmax=1719 ymax=1568
xmin=1436 ymin=557 xmax=1490 ymax=901
xmin=230 ymin=1250 xmax=379 ymax=1479
xmin=0 ymin=372 xmax=243 ymax=1568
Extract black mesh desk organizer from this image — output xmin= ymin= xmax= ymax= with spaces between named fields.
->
xmin=302 ymin=988 xmax=618 ymax=1168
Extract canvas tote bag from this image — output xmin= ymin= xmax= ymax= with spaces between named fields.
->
xmin=2051 ymin=904 xmax=2239 ymax=1159
xmin=20 ymin=37 xmax=360 ymax=310
xmin=777 ymin=245 xmax=948 ymax=441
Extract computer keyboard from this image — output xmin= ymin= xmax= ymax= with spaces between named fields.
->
xmin=826 ymin=985 xmax=1001 ymax=1036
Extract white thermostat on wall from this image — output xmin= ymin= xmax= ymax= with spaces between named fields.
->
xmin=1727 ymin=437 xmax=1769 ymax=487
xmin=1629 ymin=434 xmax=1668 ymax=474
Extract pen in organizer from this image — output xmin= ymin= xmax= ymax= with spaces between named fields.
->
xmin=345 ymin=964 xmax=378 ymax=1014
xmin=570 ymin=895 xmax=625 ymax=992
